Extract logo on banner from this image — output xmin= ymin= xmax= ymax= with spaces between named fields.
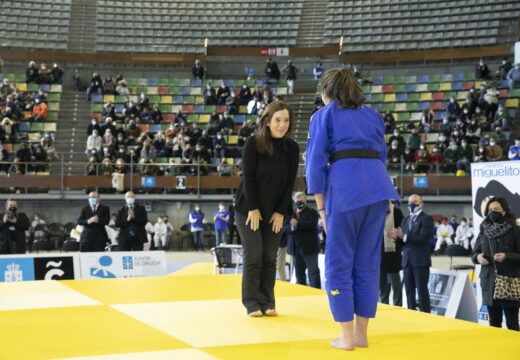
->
xmin=122 ymin=256 xmax=134 ymax=270
xmin=34 ymin=257 xmax=75 ymax=280
xmin=0 ymin=258 xmax=35 ymax=282
xmin=90 ymin=255 xmax=117 ymax=278
xmin=142 ymin=177 xmax=156 ymax=188
xmin=413 ymin=176 xmax=428 ymax=188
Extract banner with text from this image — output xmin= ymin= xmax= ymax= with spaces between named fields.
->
xmin=79 ymin=251 xmax=167 ymax=279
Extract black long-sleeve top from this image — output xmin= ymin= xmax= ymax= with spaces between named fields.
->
xmin=235 ymin=136 xmax=299 ymax=219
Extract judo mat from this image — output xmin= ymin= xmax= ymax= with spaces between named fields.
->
xmin=1 ymin=262 xmax=519 ymax=360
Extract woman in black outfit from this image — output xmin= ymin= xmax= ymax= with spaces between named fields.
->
xmin=235 ymin=101 xmax=299 ymax=317
xmin=472 ymin=197 xmax=520 ymax=331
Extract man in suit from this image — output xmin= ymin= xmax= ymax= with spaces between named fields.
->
xmin=287 ymin=192 xmax=321 ymax=289
xmin=391 ymin=194 xmax=433 ymax=313
xmin=77 ymin=192 xmax=110 ymax=252
xmin=115 ymin=191 xmax=148 ymax=251
xmin=0 ymin=199 xmax=30 ymax=254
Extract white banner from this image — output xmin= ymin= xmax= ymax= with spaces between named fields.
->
xmin=79 ymin=251 xmax=167 ymax=279
xmin=471 ymin=161 xmax=520 ymax=240
xmin=0 ymin=253 xmax=80 ymax=282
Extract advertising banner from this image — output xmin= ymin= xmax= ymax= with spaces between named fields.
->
xmin=0 ymin=254 xmax=80 ymax=282
xmin=79 ymin=251 xmax=167 ymax=279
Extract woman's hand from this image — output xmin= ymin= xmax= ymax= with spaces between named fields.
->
xmin=270 ymin=212 xmax=284 ymax=234
xmin=246 ymin=209 xmax=262 ymax=231
xmin=318 ymin=210 xmax=327 ymax=234
xmin=494 ymin=252 xmax=506 ymax=263
xmin=477 ymin=253 xmax=489 ymax=265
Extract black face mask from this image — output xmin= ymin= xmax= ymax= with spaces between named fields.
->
xmin=488 ymin=211 xmax=504 ymax=223
xmin=295 ymin=201 xmax=305 ymax=210
xmin=7 ymin=207 xmax=17 ymax=215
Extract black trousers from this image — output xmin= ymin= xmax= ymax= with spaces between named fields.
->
xmin=293 ymin=247 xmax=321 ymax=289
xmin=379 ymin=271 xmax=403 ymax=306
xmin=236 ymin=212 xmax=282 ymax=313
xmin=118 ymin=237 xmax=144 ymax=251
xmin=403 ymin=265 xmax=431 ymax=313
xmin=80 ymin=240 xmax=106 ymax=252
xmin=488 ymin=305 xmax=520 ymax=331
xmin=228 ymin=224 xmax=241 ymax=245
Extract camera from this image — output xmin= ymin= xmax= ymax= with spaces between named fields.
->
xmin=7 ymin=207 xmax=17 ymax=218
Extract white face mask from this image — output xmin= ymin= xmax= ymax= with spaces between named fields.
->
xmin=219 ymin=206 xmax=225 ymax=211
xmin=391 ymin=145 xmax=397 ymax=150
xmin=195 ymin=207 xmax=200 ymax=212
xmin=489 ymin=142 xmax=496 ymax=146
xmin=515 ymin=141 xmax=520 ymax=146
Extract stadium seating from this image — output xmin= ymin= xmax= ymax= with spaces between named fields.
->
xmin=325 ymin=0 xmax=520 ymax=51
xmin=95 ymin=0 xmax=303 ymax=53
xmin=0 ymin=0 xmax=71 ymax=50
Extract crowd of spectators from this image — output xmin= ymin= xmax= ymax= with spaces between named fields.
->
xmin=0 ymin=61 xmax=62 ymax=175
xmin=384 ymin=79 xmax=519 ymax=175
xmin=84 ymin=71 xmax=286 ymax=178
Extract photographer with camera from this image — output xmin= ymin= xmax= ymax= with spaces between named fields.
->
xmin=0 ymin=199 xmax=30 ymax=254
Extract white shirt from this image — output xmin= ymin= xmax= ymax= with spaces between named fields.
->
xmin=154 ymin=222 xmax=167 ymax=237
xmin=436 ymin=223 xmax=454 ymax=238
xmin=86 ymin=134 xmax=102 ymax=153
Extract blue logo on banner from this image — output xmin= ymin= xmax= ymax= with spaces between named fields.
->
xmin=142 ymin=177 xmax=156 ymax=188
xmin=122 ymin=256 xmax=133 ymax=270
xmin=413 ymin=176 xmax=428 ymax=188
xmin=0 ymin=258 xmax=35 ymax=282
xmin=90 ymin=255 xmax=116 ymax=278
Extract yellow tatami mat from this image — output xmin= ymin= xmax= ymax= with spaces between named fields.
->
xmin=0 ymin=263 xmax=518 ymax=359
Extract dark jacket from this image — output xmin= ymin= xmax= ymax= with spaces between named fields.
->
xmin=115 ymin=203 xmax=148 ymax=247
xmin=0 ymin=212 xmax=30 ymax=254
xmin=396 ymin=211 xmax=434 ymax=268
xmin=77 ymin=204 xmax=110 ymax=246
xmin=472 ymin=223 xmax=520 ymax=307
xmin=381 ymin=206 xmax=404 ymax=273
xmin=287 ymin=205 xmax=320 ymax=255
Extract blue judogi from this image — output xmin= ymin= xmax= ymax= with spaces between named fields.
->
xmin=306 ymin=100 xmax=399 ymax=322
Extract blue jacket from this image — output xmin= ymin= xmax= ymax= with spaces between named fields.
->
xmin=189 ymin=211 xmax=204 ymax=232
xmin=305 ymin=101 xmax=399 ymax=213
xmin=214 ymin=210 xmax=229 ymax=231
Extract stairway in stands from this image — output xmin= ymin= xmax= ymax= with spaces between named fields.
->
xmin=53 ymin=91 xmax=91 ymax=175
xmin=286 ymin=93 xmax=316 ymax=173
xmin=67 ymin=0 xmax=97 ymax=52
xmin=296 ymin=0 xmax=328 ymax=47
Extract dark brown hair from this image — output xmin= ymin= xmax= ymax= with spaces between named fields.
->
xmin=322 ymin=68 xmax=364 ymax=109
xmin=255 ymin=101 xmax=295 ymax=156
xmin=482 ymin=196 xmax=516 ymax=228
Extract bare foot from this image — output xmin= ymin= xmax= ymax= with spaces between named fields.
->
xmin=264 ymin=309 xmax=278 ymax=317
xmin=248 ymin=310 xmax=263 ymax=317
xmin=330 ymin=337 xmax=355 ymax=351
xmin=354 ymin=335 xmax=368 ymax=348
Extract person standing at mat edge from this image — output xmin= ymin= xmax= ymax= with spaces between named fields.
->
xmin=235 ymin=101 xmax=299 ymax=317
xmin=76 ymin=191 xmax=110 ymax=252
xmin=305 ymin=68 xmax=399 ymax=350
xmin=115 ymin=191 xmax=148 ymax=251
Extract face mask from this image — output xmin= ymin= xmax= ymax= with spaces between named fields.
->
xmin=443 ymin=120 xmax=448 ymax=124
xmin=461 ymin=142 xmax=467 ymax=147
xmin=88 ymin=198 xmax=97 ymax=207
xmin=460 ymin=221 xmax=466 ymax=226
xmin=453 ymin=131 xmax=459 ymax=136
xmin=217 ymin=135 xmax=222 ymax=140
xmin=8 ymin=206 xmax=17 ymax=214
xmin=219 ymin=206 xmax=225 ymax=211
xmin=476 ymin=109 xmax=481 ymax=114
xmin=126 ymin=197 xmax=135 ymax=206
xmin=479 ymin=148 xmax=484 ymax=153
xmin=295 ymin=201 xmax=305 ymax=210
xmin=515 ymin=141 xmax=520 ymax=146
xmin=488 ymin=211 xmax=504 ymax=223
xmin=420 ymin=145 xmax=425 ymax=150
xmin=394 ymin=132 xmax=399 ymax=136
xmin=92 ymin=121 xmax=96 ymax=125
xmin=92 ymin=132 xmax=98 ymax=137
xmin=408 ymin=203 xmax=419 ymax=213
xmin=195 ymin=207 xmax=200 ymax=212
xmin=391 ymin=145 xmax=397 ymax=150
xmin=489 ymin=142 xmax=496 ymax=147
xmin=463 ymin=110 xmax=468 ymax=114
xmin=450 ymin=145 xmax=458 ymax=150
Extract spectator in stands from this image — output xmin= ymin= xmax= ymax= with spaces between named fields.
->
xmin=264 ymin=57 xmax=280 ymax=84
xmin=101 ymin=128 xmax=113 ymax=148
xmin=217 ymin=158 xmax=233 ymax=176
xmin=429 ymin=147 xmax=443 ymax=172
xmin=443 ymin=141 xmax=461 ymax=173
xmin=207 ymin=113 xmax=221 ymax=136
xmin=38 ymin=63 xmax=51 ymax=84
xmin=0 ymin=150 xmax=9 ymax=174
xmin=247 ymin=95 xmax=260 ymax=115
xmin=189 ymin=205 xmax=205 ymax=251
xmin=403 ymin=147 xmax=416 ymax=173
xmin=213 ymin=202 xmax=230 ymax=246
xmin=313 ymin=61 xmax=324 ymax=81
xmin=0 ymin=79 xmax=13 ymax=97
xmin=86 ymin=129 xmax=102 ymax=155
xmin=31 ymin=213 xmax=46 ymax=229
xmin=282 ymin=60 xmax=299 ymax=95
xmin=100 ymin=146 xmax=114 ymax=161
xmin=125 ymin=119 xmax=141 ymax=142
xmin=407 ymin=128 xmax=421 ymax=152
xmin=383 ymin=112 xmax=395 ymax=134
xmin=475 ymin=59 xmax=490 ymax=80
xmin=31 ymin=98 xmax=48 ymax=122
xmin=50 ymin=63 xmax=64 ymax=85
xmin=102 ymin=77 xmax=116 ymax=95
xmin=192 ymin=59 xmax=205 ymax=80
xmin=33 ymin=145 xmax=48 ymax=172
xmin=203 ymin=84 xmax=216 ymax=105
xmin=123 ymin=99 xmax=139 ymax=119
xmin=25 ymin=61 xmax=39 ymax=83
xmin=213 ymin=132 xmax=226 ymax=162
xmin=439 ymin=117 xmax=452 ymax=136
xmin=420 ymin=109 xmax=434 ymax=133
xmin=99 ymin=158 xmax=113 ymax=175
xmin=506 ymin=63 xmax=520 ymax=89
xmin=226 ymin=92 xmax=239 ymax=114
xmin=447 ymin=97 xmax=460 ymax=118
xmin=457 ymin=139 xmax=473 ymax=173
xmin=454 ymin=217 xmax=471 ymax=250
xmin=220 ymin=112 xmax=235 ymax=134
xmin=16 ymin=142 xmax=31 ymax=168
xmin=484 ymin=87 xmax=499 ymax=121
xmin=86 ymin=73 xmax=103 ymax=101
xmin=492 ymin=127 xmax=508 ymax=151
xmin=474 ymin=144 xmax=488 ymax=163
xmin=194 ymin=143 xmax=211 ymax=164
xmin=499 ymin=58 xmax=513 ymax=80
xmin=115 ymin=80 xmax=130 ymax=97
xmin=508 ymin=137 xmax=520 ymax=160
xmin=0 ymin=199 xmax=30 ymax=254
xmin=0 ymin=117 xmax=15 ymax=143
xmin=100 ymin=116 xmax=116 ymax=136
xmin=239 ymin=84 xmax=252 ymax=105
xmin=217 ymin=82 xmax=230 ymax=105
xmin=494 ymin=105 xmax=511 ymax=135
xmin=150 ymin=104 xmax=162 ymax=124
xmin=472 ymin=197 xmax=520 ymax=331
xmin=387 ymin=140 xmax=402 ymax=168
xmin=415 ymin=144 xmax=430 ymax=173
xmin=388 ymin=128 xmax=405 ymax=152
xmin=434 ymin=217 xmax=454 ymax=253
xmin=449 ymin=215 xmax=459 ymax=232
xmin=486 ymin=138 xmax=503 ymax=161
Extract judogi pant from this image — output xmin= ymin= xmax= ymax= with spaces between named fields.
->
xmin=325 ymin=200 xmax=387 ymax=322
